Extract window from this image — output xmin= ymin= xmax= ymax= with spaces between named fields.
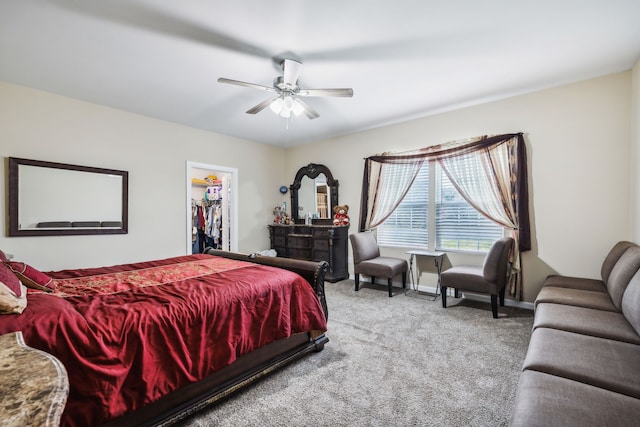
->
xmin=378 ymin=161 xmax=503 ymax=252
xmin=377 ymin=163 xmax=429 ymax=247
xmin=436 ymin=169 xmax=504 ymax=251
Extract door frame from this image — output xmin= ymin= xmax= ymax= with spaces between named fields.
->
xmin=186 ymin=161 xmax=238 ymax=254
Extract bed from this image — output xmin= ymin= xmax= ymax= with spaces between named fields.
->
xmin=0 ymin=248 xmax=329 ymax=427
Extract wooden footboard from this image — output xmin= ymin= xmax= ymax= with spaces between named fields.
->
xmin=101 ymin=250 xmax=330 ymax=427
xmin=205 ymin=248 xmax=330 ymax=320
xmin=103 ymin=332 xmax=328 ymax=427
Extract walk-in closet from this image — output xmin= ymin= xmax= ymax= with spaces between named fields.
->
xmin=187 ymin=162 xmax=237 ymax=254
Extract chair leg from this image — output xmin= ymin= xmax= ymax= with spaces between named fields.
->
xmin=491 ymin=294 xmax=498 ymax=319
xmin=454 ymin=288 xmax=460 ymax=298
xmin=402 ymin=272 xmax=407 ymax=289
xmin=354 ymin=274 xmax=360 ymax=291
xmin=371 ymin=276 xmax=376 ymax=284
xmin=441 ymin=286 xmax=447 ymax=308
xmin=387 ymin=278 xmax=393 ymax=297
xmin=499 ymin=286 xmax=506 ymax=306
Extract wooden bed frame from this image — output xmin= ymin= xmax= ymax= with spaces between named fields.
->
xmin=97 ymin=249 xmax=330 ymax=427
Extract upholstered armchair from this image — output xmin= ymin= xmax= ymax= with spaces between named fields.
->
xmin=349 ymin=231 xmax=408 ymax=297
xmin=440 ymin=237 xmax=514 ymax=318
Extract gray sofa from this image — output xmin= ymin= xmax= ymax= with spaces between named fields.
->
xmin=510 ymin=241 xmax=640 ymax=426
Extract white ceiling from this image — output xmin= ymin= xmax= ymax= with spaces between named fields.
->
xmin=1 ymin=1 xmax=639 ymax=147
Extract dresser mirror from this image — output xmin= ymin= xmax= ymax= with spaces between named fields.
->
xmin=8 ymin=157 xmax=128 ymax=236
xmin=290 ymin=163 xmax=339 ymax=224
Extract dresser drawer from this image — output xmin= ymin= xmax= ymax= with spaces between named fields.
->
xmin=289 ymin=248 xmax=311 ymax=260
xmin=312 ymin=228 xmax=334 ymax=238
xmin=294 ymin=226 xmax=312 ymax=235
xmin=273 ymin=236 xmax=286 ymax=246
xmin=313 ymin=239 xmax=329 ymax=250
xmin=288 ymin=235 xmax=311 ymax=248
xmin=313 ymin=250 xmax=329 ymax=262
xmin=271 ymin=226 xmax=287 ymax=236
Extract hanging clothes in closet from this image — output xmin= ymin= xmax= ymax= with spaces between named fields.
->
xmin=192 ymin=184 xmax=224 ymax=253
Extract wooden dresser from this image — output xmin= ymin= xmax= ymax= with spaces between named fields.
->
xmin=268 ymin=224 xmax=349 ymax=282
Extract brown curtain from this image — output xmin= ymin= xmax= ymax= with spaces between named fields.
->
xmin=358 ymin=133 xmax=530 ymax=299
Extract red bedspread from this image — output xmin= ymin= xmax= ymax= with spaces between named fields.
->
xmin=0 ymin=254 xmax=327 ymax=426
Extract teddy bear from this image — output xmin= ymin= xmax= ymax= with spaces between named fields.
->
xmin=333 ymin=204 xmax=350 ymax=227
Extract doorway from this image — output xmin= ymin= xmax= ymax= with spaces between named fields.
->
xmin=186 ymin=161 xmax=238 ymax=254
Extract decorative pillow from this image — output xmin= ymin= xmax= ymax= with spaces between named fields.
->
xmin=1 ymin=263 xmax=27 ymax=314
xmin=0 ymin=282 xmax=27 ymax=314
xmin=0 ymin=262 xmax=22 ymax=297
xmin=4 ymin=261 xmax=55 ymax=293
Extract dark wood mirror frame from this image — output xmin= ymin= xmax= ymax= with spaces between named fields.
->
xmin=8 ymin=157 xmax=128 ymax=236
xmin=290 ymin=163 xmax=339 ymax=225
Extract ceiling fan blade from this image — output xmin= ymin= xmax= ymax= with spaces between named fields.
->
xmin=246 ymin=96 xmax=280 ymax=114
xmin=282 ymin=59 xmax=302 ymax=86
xmin=298 ymin=88 xmax=354 ymax=97
xmin=294 ymin=98 xmax=320 ymax=120
xmin=41 ymin=2 xmax=273 ymax=60
xmin=218 ymin=78 xmax=276 ymax=92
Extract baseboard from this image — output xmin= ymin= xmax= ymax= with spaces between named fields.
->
xmin=458 ymin=291 xmax=534 ymax=311
xmin=346 ymin=274 xmax=534 ymax=311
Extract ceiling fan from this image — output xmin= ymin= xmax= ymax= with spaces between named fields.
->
xmin=218 ymin=59 xmax=353 ymax=120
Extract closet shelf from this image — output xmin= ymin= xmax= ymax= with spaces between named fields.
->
xmin=191 ymin=181 xmax=222 ymax=187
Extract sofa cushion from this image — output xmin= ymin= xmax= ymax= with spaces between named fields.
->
xmin=539 ymin=241 xmax=638 ymax=294
xmin=606 ymin=246 xmax=640 ymax=310
xmin=522 ymin=328 xmax=640 ymax=398
xmin=509 ymin=370 xmax=640 ymax=427
xmin=533 ymin=302 xmax=640 ymax=344
xmin=542 ymin=275 xmax=606 ymax=292
xmin=622 ymin=269 xmax=640 ymax=336
xmin=534 ymin=286 xmax=617 ymax=312
xmin=601 ymin=240 xmax=637 ymax=284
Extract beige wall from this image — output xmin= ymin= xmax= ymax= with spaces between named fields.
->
xmin=631 ymin=58 xmax=640 ymax=242
xmin=288 ymin=72 xmax=633 ymax=302
xmin=0 ymin=82 xmax=285 ymax=270
xmin=1 ymin=70 xmax=635 ymax=303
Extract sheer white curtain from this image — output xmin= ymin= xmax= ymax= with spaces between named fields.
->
xmin=438 ymin=145 xmax=514 ymax=227
xmin=364 ymin=158 xmax=424 ymax=230
xmin=438 ymin=137 xmax=523 ymax=297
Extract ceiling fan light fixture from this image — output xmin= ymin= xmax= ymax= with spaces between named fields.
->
xmin=270 ymin=95 xmax=303 ymax=118
xmin=280 ymin=108 xmax=292 ymax=119
xmin=218 ymin=57 xmax=352 ymax=121
xmin=290 ymin=99 xmax=304 ymax=116
xmin=269 ymin=97 xmax=285 ymax=115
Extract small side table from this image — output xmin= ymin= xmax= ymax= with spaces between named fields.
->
xmin=0 ymin=331 xmax=69 ymax=427
xmin=406 ymin=249 xmax=446 ymax=300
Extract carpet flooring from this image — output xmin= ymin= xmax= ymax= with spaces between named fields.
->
xmin=177 ymin=280 xmax=534 ymax=427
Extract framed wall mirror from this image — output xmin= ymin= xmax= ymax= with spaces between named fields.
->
xmin=8 ymin=157 xmax=128 ymax=236
xmin=290 ymin=163 xmax=339 ymax=225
